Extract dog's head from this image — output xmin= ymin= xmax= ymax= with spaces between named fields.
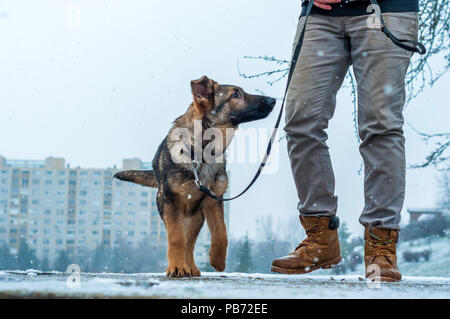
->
xmin=191 ymin=76 xmax=276 ymax=127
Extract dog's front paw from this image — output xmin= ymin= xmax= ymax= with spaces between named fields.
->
xmin=185 ymin=261 xmax=202 ymax=277
xmin=166 ymin=264 xmax=194 ymax=278
xmin=210 ymin=259 xmax=226 ymax=272
xmin=209 ymin=251 xmax=226 ymax=272
xmin=190 ymin=265 xmax=201 ymax=277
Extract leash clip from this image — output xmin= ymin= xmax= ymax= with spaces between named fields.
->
xmin=191 ymin=160 xmax=202 ymax=188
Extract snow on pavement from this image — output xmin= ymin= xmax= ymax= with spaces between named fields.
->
xmin=0 ymin=270 xmax=449 ymax=299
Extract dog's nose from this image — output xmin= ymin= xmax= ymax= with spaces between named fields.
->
xmin=265 ymin=97 xmax=276 ymax=107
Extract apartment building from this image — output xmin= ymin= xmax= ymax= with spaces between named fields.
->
xmin=0 ymin=155 xmax=229 ymax=266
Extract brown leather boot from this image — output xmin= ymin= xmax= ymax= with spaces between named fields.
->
xmin=364 ymin=226 xmax=402 ymax=282
xmin=271 ymin=216 xmax=342 ymax=274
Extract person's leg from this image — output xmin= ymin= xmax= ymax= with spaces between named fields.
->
xmin=348 ymin=12 xmax=418 ymax=230
xmin=348 ymin=11 xmax=419 ymax=282
xmin=272 ymin=15 xmax=350 ymax=274
xmin=285 ymin=15 xmax=351 ymax=218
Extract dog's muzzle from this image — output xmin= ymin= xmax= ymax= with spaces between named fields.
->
xmin=258 ymin=96 xmax=276 ymax=114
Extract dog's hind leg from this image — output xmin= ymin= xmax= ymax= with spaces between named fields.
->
xmin=203 ymin=198 xmax=228 ymax=272
xmin=162 ymin=203 xmax=191 ymax=278
xmin=184 ymin=212 xmax=205 ymax=277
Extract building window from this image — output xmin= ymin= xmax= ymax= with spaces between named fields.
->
xmin=140 ymin=201 xmax=148 ymax=207
xmin=80 ymin=180 xmax=89 ymax=187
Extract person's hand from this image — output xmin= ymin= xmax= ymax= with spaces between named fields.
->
xmin=314 ymin=0 xmax=341 ymax=10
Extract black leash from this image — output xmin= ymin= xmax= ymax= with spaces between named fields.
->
xmin=368 ymin=0 xmax=426 ymax=55
xmin=193 ymin=0 xmax=425 ymax=202
xmin=191 ymin=0 xmax=315 ymax=202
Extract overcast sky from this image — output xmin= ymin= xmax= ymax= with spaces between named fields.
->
xmin=0 ymin=0 xmax=448 ymax=240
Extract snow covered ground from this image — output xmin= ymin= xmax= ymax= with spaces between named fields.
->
xmin=0 ymin=270 xmax=449 ymax=299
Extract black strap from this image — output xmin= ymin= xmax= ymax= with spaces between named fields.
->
xmin=194 ymin=0 xmax=315 ymax=201
xmin=368 ymin=0 xmax=426 ymax=55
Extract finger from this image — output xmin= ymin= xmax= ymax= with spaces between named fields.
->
xmin=317 ymin=0 xmax=341 ymax=3
xmin=314 ymin=2 xmax=333 ymax=10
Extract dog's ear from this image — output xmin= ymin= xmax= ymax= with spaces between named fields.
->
xmin=191 ymin=76 xmax=215 ymax=112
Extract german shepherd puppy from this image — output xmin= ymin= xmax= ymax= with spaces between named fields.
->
xmin=114 ymin=76 xmax=275 ymax=277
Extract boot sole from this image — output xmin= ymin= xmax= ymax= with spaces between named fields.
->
xmin=271 ymin=256 xmax=342 ymax=275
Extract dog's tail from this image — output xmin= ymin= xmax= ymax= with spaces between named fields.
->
xmin=113 ymin=170 xmax=158 ymax=188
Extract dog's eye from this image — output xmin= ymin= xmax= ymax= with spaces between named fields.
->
xmin=231 ymin=91 xmax=240 ymax=99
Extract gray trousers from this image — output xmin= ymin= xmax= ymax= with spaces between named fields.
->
xmin=285 ymin=12 xmax=418 ymax=230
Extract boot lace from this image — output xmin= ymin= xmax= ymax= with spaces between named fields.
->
xmin=295 ymin=224 xmax=324 ymax=250
xmin=367 ymin=232 xmax=395 ymax=264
